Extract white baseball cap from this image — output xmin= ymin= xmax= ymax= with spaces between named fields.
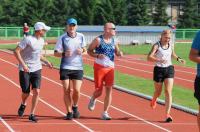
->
xmin=34 ymin=22 xmax=51 ymax=31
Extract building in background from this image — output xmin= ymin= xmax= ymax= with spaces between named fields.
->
xmin=147 ymin=0 xmax=200 ymax=25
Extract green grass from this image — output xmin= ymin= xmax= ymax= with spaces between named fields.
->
xmin=120 ymin=44 xmax=152 ymax=55
xmin=46 ymin=56 xmax=198 ymax=110
xmin=119 ymin=43 xmax=196 ymax=68
xmin=1 ymin=44 xmax=198 ymax=110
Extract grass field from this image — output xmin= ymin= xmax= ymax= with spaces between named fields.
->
xmin=0 ymin=43 xmax=198 ymax=110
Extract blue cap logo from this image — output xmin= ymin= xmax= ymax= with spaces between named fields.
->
xmin=66 ymin=18 xmax=77 ymax=25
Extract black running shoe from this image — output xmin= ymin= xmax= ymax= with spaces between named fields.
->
xmin=29 ymin=114 xmax=38 ymax=122
xmin=18 ymin=104 xmax=26 ymax=117
xmin=72 ymin=106 xmax=80 ymax=118
xmin=64 ymin=112 xmax=73 ymax=120
xmin=165 ymin=117 xmax=173 ymax=123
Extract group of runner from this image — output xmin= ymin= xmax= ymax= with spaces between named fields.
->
xmin=14 ymin=18 xmax=200 ymax=131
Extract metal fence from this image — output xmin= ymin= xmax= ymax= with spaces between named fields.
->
xmin=0 ymin=26 xmax=198 ymax=40
xmin=0 ymin=27 xmax=65 ymax=38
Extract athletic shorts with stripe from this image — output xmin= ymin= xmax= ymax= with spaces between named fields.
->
xmin=19 ymin=69 xmax=41 ymax=93
xmin=94 ymin=63 xmax=114 ymax=89
xmin=153 ymin=65 xmax=174 ymax=83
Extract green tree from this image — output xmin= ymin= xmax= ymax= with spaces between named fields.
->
xmin=50 ymin=0 xmax=79 ymax=26
xmin=94 ymin=0 xmax=127 ymax=25
xmin=23 ymin=0 xmax=53 ymax=26
xmin=127 ymin=0 xmax=150 ymax=25
xmin=152 ymin=0 xmax=169 ymax=26
xmin=0 ymin=0 xmax=28 ymax=26
xmin=178 ymin=0 xmax=199 ymax=28
xmin=76 ymin=0 xmax=98 ymax=25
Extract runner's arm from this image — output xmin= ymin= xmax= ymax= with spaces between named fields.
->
xmin=14 ymin=46 xmax=29 ymax=72
xmin=172 ymin=48 xmax=186 ymax=64
xmin=147 ymin=44 xmax=161 ymax=62
xmin=189 ymin=48 xmax=200 ymax=63
xmin=115 ymin=43 xmax=123 ymax=56
xmin=87 ymin=38 xmax=100 ymax=58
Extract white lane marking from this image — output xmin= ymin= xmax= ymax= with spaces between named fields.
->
xmin=0 ymin=56 xmax=171 ymax=131
xmin=0 ymin=73 xmax=94 ymax=132
xmin=0 ymin=116 xmax=15 ymax=132
xmin=83 ymin=57 xmax=194 ymax=83
xmin=5 ymin=122 xmax=197 ymax=125
xmin=42 ymin=77 xmax=171 ymax=132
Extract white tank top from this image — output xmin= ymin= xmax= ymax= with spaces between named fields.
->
xmin=155 ymin=41 xmax=172 ymax=67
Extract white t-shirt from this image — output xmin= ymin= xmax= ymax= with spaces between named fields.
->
xmin=18 ymin=35 xmax=45 ymax=72
xmin=155 ymin=41 xmax=172 ymax=67
xmin=54 ymin=32 xmax=86 ymax=70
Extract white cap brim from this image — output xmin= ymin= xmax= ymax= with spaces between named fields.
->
xmin=44 ymin=26 xmax=51 ymax=31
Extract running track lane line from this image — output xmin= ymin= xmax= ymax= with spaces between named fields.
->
xmin=0 ymin=116 xmax=15 ymax=132
xmin=0 ymin=74 xmax=94 ymax=132
xmin=83 ymin=57 xmax=194 ymax=83
xmin=83 ymin=56 xmax=197 ymax=75
xmin=0 ymin=57 xmax=171 ymax=132
xmin=43 ymin=73 xmax=171 ymax=132
xmin=115 ymin=57 xmax=196 ymax=75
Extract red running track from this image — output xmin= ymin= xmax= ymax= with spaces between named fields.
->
xmin=0 ymin=51 xmax=198 ymax=132
xmin=83 ymin=54 xmax=196 ymax=89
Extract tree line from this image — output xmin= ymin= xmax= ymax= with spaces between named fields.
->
xmin=0 ymin=0 xmax=199 ymax=28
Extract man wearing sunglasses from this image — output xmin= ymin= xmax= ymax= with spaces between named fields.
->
xmin=87 ymin=22 xmax=123 ymax=120
xmin=54 ymin=18 xmax=86 ymax=120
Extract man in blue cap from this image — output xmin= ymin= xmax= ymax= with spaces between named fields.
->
xmin=54 ymin=18 xmax=86 ymax=120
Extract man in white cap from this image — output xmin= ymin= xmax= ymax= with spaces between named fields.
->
xmin=14 ymin=22 xmax=53 ymax=122
xmin=54 ymin=18 xmax=86 ymax=120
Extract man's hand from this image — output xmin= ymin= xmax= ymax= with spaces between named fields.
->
xmin=76 ymin=48 xmax=83 ymax=55
xmin=63 ymin=50 xmax=72 ymax=57
xmin=23 ymin=64 xmax=29 ymax=72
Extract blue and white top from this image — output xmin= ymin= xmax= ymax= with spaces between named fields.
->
xmin=54 ymin=32 xmax=86 ymax=70
xmin=18 ymin=35 xmax=45 ymax=72
xmin=95 ymin=35 xmax=116 ymax=67
xmin=155 ymin=41 xmax=172 ymax=67
xmin=192 ymin=31 xmax=200 ymax=77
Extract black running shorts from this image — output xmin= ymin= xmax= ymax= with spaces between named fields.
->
xmin=194 ymin=76 xmax=200 ymax=105
xmin=19 ymin=70 xmax=41 ymax=93
xmin=60 ymin=69 xmax=83 ymax=80
xmin=153 ymin=65 xmax=174 ymax=83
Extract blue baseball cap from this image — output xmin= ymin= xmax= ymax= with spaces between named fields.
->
xmin=66 ymin=18 xmax=77 ymax=25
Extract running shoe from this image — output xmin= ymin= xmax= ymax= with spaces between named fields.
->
xmin=18 ymin=104 xmax=26 ymax=117
xmin=150 ymin=99 xmax=157 ymax=109
xmin=101 ymin=112 xmax=111 ymax=120
xmin=88 ymin=97 xmax=96 ymax=111
xmin=29 ymin=114 xmax=38 ymax=122
xmin=64 ymin=112 xmax=73 ymax=120
xmin=72 ymin=106 xmax=80 ymax=118
xmin=165 ymin=114 xmax=173 ymax=123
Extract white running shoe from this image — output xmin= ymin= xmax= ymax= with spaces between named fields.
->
xmin=88 ymin=97 xmax=96 ymax=111
xmin=101 ymin=112 xmax=111 ymax=120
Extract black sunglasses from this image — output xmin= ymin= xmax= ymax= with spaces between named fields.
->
xmin=109 ymin=28 xmax=116 ymax=30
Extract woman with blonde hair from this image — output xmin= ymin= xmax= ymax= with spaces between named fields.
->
xmin=147 ymin=29 xmax=185 ymax=122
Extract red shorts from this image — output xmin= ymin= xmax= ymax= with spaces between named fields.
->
xmin=94 ymin=63 xmax=114 ymax=89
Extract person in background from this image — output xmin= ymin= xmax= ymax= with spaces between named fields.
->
xmin=23 ymin=23 xmax=30 ymax=37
